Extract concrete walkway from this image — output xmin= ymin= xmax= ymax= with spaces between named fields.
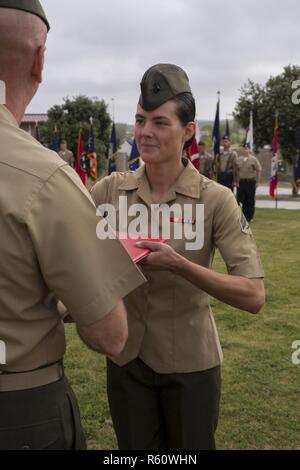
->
xmin=255 ymin=185 xmax=300 ymax=210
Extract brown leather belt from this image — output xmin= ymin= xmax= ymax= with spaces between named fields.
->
xmin=0 ymin=362 xmax=64 ymax=392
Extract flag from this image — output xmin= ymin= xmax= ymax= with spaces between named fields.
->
xmin=185 ymin=135 xmax=200 ymax=170
xmin=87 ymin=123 xmax=97 ymax=180
xmin=269 ymin=115 xmax=279 ymax=198
xmin=76 ymin=128 xmax=87 ymax=186
xmin=35 ymin=123 xmax=40 ymax=143
xmin=129 ymin=139 xmax=140 ymax=171
xmin=246 ymin=111 xmax=254 ymax=151
xmin=108 ymin=122 xmax=117 ymax=175
xmin=51 ymin=126 xmax=60 ymax=152
xmin=294 ymin=135 xmax=300 ymax=189
xmin=225 ymin=118 xmax=230 ymax=140
xmin=212 ymin=98 xmax=220 ymax=175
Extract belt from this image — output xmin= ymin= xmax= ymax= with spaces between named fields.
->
xmin=239 ymin=178 xmax=256 ymax=182
xmin=0 ymin=362 xmax=64 ymax=392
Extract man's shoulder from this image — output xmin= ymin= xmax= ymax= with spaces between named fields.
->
xmin=1 ymin=124 xmax=66 ymax=182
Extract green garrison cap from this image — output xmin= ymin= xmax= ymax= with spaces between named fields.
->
xmin=0 ymin=0 xmax=50 ymax=31
xmin=139 ymin=63 xmax=192 ymax=111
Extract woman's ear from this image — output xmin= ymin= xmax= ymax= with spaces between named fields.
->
xmin=183 ymin=121 xmax=196 ymax=145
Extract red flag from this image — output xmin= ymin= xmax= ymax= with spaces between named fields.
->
xmin=269 ymin=115 xmax=279 ymax=198
xmin=87 ymin=123 xmax=97 ymax=180
xmin=76 ymin=128 xmax=87 ymax=187
xmin=185 ymin=136 xmax=200 ymax=170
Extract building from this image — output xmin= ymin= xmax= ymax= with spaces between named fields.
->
xmin=21 ymin=114 xmax=48 ymax=136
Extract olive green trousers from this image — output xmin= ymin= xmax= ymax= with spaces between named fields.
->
xmin=107 ymin=358 xmax=221 ymax=450
xmin=0 ymin=376 xmax=86 ymax=450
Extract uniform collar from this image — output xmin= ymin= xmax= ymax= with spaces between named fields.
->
xmin=118 ymin=158 xmax=204 ymax=204
xmin=0 ymin=104 xmax=19 ymax=128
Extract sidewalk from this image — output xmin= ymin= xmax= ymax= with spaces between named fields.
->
xmin=255 ymin=185 xmax=300 ymax=210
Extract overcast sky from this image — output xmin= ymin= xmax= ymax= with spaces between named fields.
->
xmin=28 ymin=0 xmax=300 ymax=124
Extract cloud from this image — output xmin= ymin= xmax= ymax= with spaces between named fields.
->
xmin=28 ymin=0 xmax=300 ymax=123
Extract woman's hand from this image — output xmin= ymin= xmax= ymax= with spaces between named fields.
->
xmin=136 ymin=241 xmax=182 ymax=272
xmin=137 ymin=242 xmax=265 ymax=314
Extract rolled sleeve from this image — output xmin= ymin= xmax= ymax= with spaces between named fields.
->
xmin=26 ymin=166 xmax=146 ymax=326
xmin=213 ymin=189 xmax=264 ymax=278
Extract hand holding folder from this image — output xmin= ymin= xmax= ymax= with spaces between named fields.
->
xmin=116 ymin=232 xmax=168 ymax=264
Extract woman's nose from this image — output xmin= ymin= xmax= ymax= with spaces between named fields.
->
xmin=140 ymin=122 xmax=153 ymax=138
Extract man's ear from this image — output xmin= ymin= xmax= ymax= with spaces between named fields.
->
xmin=31 ymin=46 xmax=45 ymax=84
xmin=184 ymin=121 xmax=196 ymax=144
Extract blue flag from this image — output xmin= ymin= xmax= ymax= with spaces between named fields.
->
xmin=51 ymin=127 xmax=60 ymax=153
xmin=129 ymin=139 xmax=140 ymax=171
xmin=108 ymin=123 xmax=117 ymax=175
xmin=212 ymin=99 xmax=220 ymax=174
xmin=225 ymin=118 xmax=230 ymax=140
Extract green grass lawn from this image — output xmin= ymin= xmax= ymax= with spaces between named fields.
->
xmin=65 ymin=208 xmax=300 ymax=450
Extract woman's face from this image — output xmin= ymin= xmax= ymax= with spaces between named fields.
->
xmin=135 ymin=101 xmax=194 ymax=165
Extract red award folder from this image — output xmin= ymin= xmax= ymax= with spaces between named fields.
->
xmin=116 ymin=232 xmax=167 ymax=264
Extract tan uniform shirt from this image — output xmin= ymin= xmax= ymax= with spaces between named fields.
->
xmin=219 ymin=150 xmax=238 ymax=173
xmin=58 ymin=149 xmax=74 ymax=167
xmin=91 ymin=159 xmax=264 ymax=374
xmin=237 ymin=155 xmax=262 ymax=181
xmin=0 ymin=105 xmax=145 ymax=373
xmin=199 ymin=152 xmax=213 ymax=177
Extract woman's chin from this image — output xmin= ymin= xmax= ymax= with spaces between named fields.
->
xmin=140 ymin=152 xmax=160 ymax=163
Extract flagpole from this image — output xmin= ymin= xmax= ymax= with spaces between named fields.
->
xmin=216 ymin=91 xmax=220 ymax=181
xmin=275 ymin=111 xmax=279 ymax=210
xmin=111 ymin=98 xmax=115 ymax=123
xmin=276 ymin=155 xmax=279 ymax=210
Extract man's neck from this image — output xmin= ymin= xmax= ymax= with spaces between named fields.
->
xmin=5 ymin=84 xmax=32 ymax=125
xmin=6 ymin=100 xmax=27 ymax=125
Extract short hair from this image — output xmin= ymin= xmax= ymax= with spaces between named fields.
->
xmin=171 ymin=92 xmax=196 ymax=127
xmin=171 ymin=92 xmax=196 ymax=150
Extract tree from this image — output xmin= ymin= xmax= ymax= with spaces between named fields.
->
xmin=40 ymin=95 xmax=112 ymax=172
xmin=233 ymin=80 xmax=267 ymax=152
xmin=234 ymin=66 xmax=300 ymax=164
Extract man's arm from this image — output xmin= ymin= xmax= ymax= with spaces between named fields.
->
xmin=232 ymin=153 xmax=238 ymax=186
xmin=256 ymin=170 xmax=261 ymax=184
xmin=255 ymin=157 xmax=262 ymax=184
xmin=77 ymin=301 xmax=128 ymax=356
